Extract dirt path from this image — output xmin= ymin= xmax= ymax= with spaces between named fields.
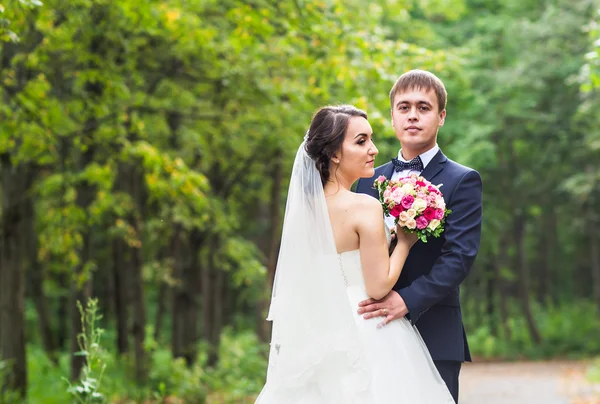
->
xmin=459 ymin=360 xmax=600 ymax=404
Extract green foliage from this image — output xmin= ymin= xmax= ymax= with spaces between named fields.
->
xmin=2 ymin=0 xmax=600 ymax=401
xmin=22 ymin=327 xmax=268 ymax=403
xmin=64 ymin=299 xmax=107 ymax=404
xmin=466 ymin=301 xmax=600 ymax=360
xmin=0 ymin=360 xmax=23 ymax=403
xmin=0 ymin=0 xmax=42 ymax=42
xmin=202 ymin=329 xmax=268 ymax=403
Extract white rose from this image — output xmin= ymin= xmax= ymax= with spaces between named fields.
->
xmin=401 ymin=183 xmax=415 ymax=195
xmin=406 ymin=219 xmax=417 ymax=229
xmin=436 ymin=196 xmax=445 ymax=209
xmin=406 ymin=208 xmax=417 ymax=219
xmin=398 ymin=212 xmax=410 ymax=222
xmin=427 ymin=219 xmax=441 ymax=231
xmin=412 ymin=198 xmax=427 ymax=213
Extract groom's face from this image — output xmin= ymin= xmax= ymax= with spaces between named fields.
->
xmin=391 ymin=88 xmax=446 ymax=157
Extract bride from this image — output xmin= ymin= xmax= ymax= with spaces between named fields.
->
xmin=256 ymin=105 xmax=454 ymax=403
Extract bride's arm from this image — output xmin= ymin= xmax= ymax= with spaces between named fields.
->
xmin=356 ymin=196 xmax=411 ymax=300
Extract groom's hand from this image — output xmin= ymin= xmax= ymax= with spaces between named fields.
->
xmin=357 ymin=291 xmax=408 ymax=328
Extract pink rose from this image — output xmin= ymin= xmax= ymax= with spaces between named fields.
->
xmin=428 ymin=185 xmax=440 ymax=194
xmin=416 ymin=216 xmax=429 ymax=230
xmin=434 ymin=208 xmax=445 ymax=220
xmin=377 ymin=175 xmax=386 ymax=183
xmin=400 ymin=195 xmax=414 ymax=210
xmin=423 ymin=207 xmax=436 ymax=221
xmin=416 ymin=180 xmax=426 ymax=187
xmin=390 ymin=205 xmax=403 ymax=218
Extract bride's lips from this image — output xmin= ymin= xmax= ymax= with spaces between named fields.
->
xmin=366 ymin=159 xmax=375 ymax=166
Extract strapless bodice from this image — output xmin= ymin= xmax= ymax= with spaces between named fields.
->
xmin=339 ymin=249 xmax=364 ymax=288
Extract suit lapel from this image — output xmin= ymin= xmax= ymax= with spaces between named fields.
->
xmin=382 ymin=161 xmax=395 ymax=180
xmin=420 ymin=150 xmax=447 ymax=183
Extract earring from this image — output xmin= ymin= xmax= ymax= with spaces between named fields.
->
xmin=334 ymin=159 xmax=340 ymax=164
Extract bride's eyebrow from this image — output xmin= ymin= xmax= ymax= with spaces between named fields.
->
xmin=354 ymin=133 xmax=369 ymax=139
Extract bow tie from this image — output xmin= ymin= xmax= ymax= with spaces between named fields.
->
xmin=392 ymin=156 xmax=424 ymax=172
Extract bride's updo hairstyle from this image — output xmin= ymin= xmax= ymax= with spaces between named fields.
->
xmin=304 ymin=105 xmax=367 ymax=186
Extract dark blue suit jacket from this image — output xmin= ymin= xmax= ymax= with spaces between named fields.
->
xmin=356 ymin=149 xmax=482 ymax=362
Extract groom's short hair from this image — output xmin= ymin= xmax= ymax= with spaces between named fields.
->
xmin=389 ymin=70 xmax=447 ymax=112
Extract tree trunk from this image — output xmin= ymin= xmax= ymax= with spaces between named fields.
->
xmin=24 ymin=171 xmax=57 ymax=364
xmin=536 ymin=214 xmax=548 ymax=304
xmin=484 ymin=262 xmax=496 ymax=337
xmin=547 ymin=209 xmax=559 ymax=304
xmin=112 ymin=237 xmax=129 ymax=354
xmin=514 ymin=213 xmax=542 ymax=344
xmin=69 ymin=239 xmax=92 ymax=381
xmin=154 ymin=281 xmax=168 ymax=342
xmin=202 ymin=236 xmax=219 ymax=367
xmin=184 ymin=230 xmax=202 ymax=366
xmin=257 ymin=148 xmax=283 ymax=343
xmin=70 ymin=146 xmax=95 ymax=381
xmin=128 ymin=215 xmax=146 ymax=383
xmin=56 ymin=272 xmax=69 ymax=349
xmin=495 ymin=235 xmax=511 ymax=340
xmin=589 ymin=206 xmax=600 ymax=313
xmin=171 ymin=229 xmax=202 ymax=366
xmin=170 ymin=226 xmax=186 ymax=359
xmin=118 ymin=159 xmax=147 ymax=383
xmin=0 ymin=155 xmax=28 ymax=398
xmin=210 ymin=258 xmax=225 ymax=366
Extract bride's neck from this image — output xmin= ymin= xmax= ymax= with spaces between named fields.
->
xmin=324 ymin=175 xmax=354 ymax=196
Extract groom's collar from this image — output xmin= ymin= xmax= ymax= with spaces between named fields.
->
xmin=381 ymin=148 xmax=447 ymax=182
xmin=397 ymin=144 xmax=440 ymax=169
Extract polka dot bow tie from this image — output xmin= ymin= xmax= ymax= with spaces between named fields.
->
xmin=392 ymin=156 xmax=424 ymax=172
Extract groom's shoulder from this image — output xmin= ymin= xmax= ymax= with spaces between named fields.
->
xmin=444 ymin=156 xmax=480 ymax=179
xmin=356 ymin=161 xmax=392 ymax=194
xmin=374 ymin=161 xmax=393 ymax=177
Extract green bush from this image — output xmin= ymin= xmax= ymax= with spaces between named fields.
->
xmin=21 ymin=325 xmax=268 ymax=403
xmin=202 ymin=328 xmax=268 ymax=403
xmin=466 ymin=300 xmax=600 ymax=360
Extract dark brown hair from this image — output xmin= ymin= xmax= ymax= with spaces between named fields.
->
xmin=304 ymin=105 xmax=367 ymax=186
xmin=389 ymin=70 xmax=447 ymax=112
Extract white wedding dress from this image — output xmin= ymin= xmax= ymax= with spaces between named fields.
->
xmin=255 ymin=141 xmax=455 ymax=403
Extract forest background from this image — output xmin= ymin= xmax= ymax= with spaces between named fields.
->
xmin=1 ymin=0 xmax=600 ymax=402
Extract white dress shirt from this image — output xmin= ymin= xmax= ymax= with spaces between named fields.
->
xmin=384 ymin=144 xmax=440 ymax=231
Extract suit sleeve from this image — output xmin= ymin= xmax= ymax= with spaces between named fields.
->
xmin=355 ymin=177 xmax=369 ymax=194
xmin=355 ymin=176 xmax=376 ymax=196
xmin=397 ymin=169 xmax=483 ymax=324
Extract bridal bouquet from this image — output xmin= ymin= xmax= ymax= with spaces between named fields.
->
xmin=373 ymin=173 xmax=451 ymax=243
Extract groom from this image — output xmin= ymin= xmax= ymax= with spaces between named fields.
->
xmin=355 ymin=70 xmax=482 ymax=403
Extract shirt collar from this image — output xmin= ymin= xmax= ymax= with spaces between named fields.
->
xmin=397 ymin=144 xmax=439 ymax=169
xmin=398 ymin=143 xmax=440 ymax=168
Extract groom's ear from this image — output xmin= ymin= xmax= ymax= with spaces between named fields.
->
xmin=438 ymin=109 xmax=446 ymax=126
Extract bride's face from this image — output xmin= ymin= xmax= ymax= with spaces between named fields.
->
xmin=334 ymin=116 xmax=378 ymax=180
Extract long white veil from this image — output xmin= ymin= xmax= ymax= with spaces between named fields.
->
xmin=256 ymin=140 xmax=375 ymax=403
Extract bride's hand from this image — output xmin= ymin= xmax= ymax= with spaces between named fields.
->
xmin=393 ymin=226 xmax=418 ymax=248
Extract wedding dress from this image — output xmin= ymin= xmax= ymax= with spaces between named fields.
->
xmin=255 ymin=140 xmax=454 ymax=403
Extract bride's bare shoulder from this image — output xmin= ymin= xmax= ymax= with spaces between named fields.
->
xmin=348 ymin=193 xmax=382 ymax=217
